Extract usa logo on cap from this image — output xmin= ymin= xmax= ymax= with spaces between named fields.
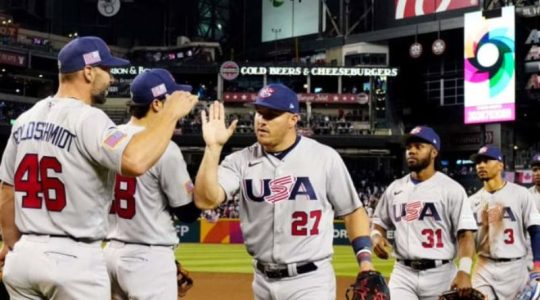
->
xmin=151 ymin=84 xmax=167 ymax=97
xmin=411 ymin=126 xmax=422 ymax=134
xmin=83 ymin=51 xmax=102 ymax=65
xmin=258 ymin=86 xmax=274 ymax=98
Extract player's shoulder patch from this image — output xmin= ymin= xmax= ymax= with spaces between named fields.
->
xmin=103 ymin=130 xmax=127 ymax=149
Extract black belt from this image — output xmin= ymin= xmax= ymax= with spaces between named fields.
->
xmin=256 ymin=261 xmax=318 ymax=279
xmin=108 ymin=238 xmax=174 ymax=248
xmin=398 ymin=259 xmax=451 ymax=271
xmin=479 ymin=255 xmax=522 ymax=262
xmin=23 ymin=233 xmax=99 ymax=244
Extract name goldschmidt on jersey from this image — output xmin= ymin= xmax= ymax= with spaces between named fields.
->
xmin=12 ymin=121 xmax=76 ymax=151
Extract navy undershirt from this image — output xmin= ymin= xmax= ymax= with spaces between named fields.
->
xmin=265 ymin=136 xmax=301 ymax=160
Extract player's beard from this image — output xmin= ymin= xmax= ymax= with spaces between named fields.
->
xmin=91 ymin=88 xmax=108 ymax=105
xmin=407 ymin=153 xmax=431 ymax=173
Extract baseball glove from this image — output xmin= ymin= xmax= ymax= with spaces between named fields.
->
xmin=439 ymin=288 xmax=485 ymax=300
xmin=176 ymin=260 xmax=193 ymax=298
xmin=345 ymin=270 xmax=390 ymax=300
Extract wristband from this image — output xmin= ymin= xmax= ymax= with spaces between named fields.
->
xmin=458 ymin=257 xmax=473 ymax=274
xmin=370 ymin=229 xmax=383 ymax=239
xmin=356 ymin=249 xmax=372 ymax=264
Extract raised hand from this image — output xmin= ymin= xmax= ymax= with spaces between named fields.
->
xmin=201 ymin=101 xmax=238 ymax=148
xmin=163 ymin=91 xmax=199 ymax=120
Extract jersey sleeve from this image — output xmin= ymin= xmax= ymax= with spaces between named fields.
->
xmin=157 ymin=143 xmax=193 ymax=208
xmin=523 ymin=190 xmax=540 ymax=229
xmin=325 ymin=150 xmax=362 ymax=217
xmin=77 ymin=109 xmax=134 ymax=173
xmin=0 ymin=124 xmax=18 ymax=185
xmin=449 ymin=184 xmax=478 ymax=235
xmin=218 ymin=152 xmax=242 ymax=200
xmin=372 ymin=187 xmax=394 ymax=230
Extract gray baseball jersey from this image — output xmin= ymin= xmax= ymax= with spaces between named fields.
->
xmin=0 ymin=97 xmax=133 ymax=240
xmin=218 ymin=136 xmax=362 ymax=264
xmin=470 ymin=182 xmax=540 ymax=258
xmin=107 ymin=123 xmax=193 ymax=245
xmin=372 ymin=172 xmax=477 ymax=260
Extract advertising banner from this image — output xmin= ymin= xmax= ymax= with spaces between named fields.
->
xmin=464 ymin=6 xmax=515 ymax=124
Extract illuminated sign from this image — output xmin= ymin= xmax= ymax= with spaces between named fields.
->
xmin=464 ymin=6 xmax=515 ymax=124
xmin=395 ymin=0 xmax=478 ymax=20
xmin=110 ymin=66 xmax=147 ymax=76
xmin=238 ymin=66 xmax=398 ymax=77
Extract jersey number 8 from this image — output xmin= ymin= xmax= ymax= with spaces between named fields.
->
xmin=110 ymin=174 xmax=136 ymax=219
xmin=15 ymin=154 xmax=66 ymax=212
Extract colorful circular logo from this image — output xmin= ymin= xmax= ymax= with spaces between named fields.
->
xmin=465 ymin=27 xmax=515 ymax=97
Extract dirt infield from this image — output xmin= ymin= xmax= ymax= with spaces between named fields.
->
xmin=183 ymin=272 xmax=354 ymax=299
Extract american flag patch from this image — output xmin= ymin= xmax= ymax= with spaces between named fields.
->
xmin=151 ymin=84 xmax=167 ymax=97
xmin=184 ymin=180 xmax=194 ymax=194
xmin=103 ymin=130 xmax=126 ymax=148
xmin=83 ymin=51 xmax=102 ymax=65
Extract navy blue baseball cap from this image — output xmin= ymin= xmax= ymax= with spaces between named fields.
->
xmin=58 ymin=36 xmax=130 ymax=73
xmin=531 ymin=153 xmax=540 ymax=167
xmin=253 ymin=83 xmax=299 ymax=114
xmin=471 ymin=145 xmax=503 ymax=163
xmin=403 ymin=126 xmax=441 ymax=151
xmin=130 ymin=68 xmax=192 ymax=105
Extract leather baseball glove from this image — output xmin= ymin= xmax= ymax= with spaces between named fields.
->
xmin=176 ymin=260 xmax=193 ymax=298
xmin=345 ymin=270 xmax=390 ymax=300
xmin=439 ymin=288 xmax=486 ymax=300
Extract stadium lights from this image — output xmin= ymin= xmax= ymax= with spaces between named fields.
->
xmin=68 ymin=32 xmax=78 ymax=38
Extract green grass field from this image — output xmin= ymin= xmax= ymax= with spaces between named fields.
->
xmin=175 ymin=243 xmax=396 ymax=277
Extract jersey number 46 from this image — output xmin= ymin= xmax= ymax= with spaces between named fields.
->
xmin=15 ymin=154 xmax=66 ymax=211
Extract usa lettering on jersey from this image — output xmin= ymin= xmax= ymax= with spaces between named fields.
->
xmin=13 ymin=121 xmax=76 ymax=151
xmin=392 ymin=202 xmax=442 ymax=222
xmin=243 ymin=176 xmax=317 ymax=203
xmin=473 ymin=205 xmax=517 ymax=225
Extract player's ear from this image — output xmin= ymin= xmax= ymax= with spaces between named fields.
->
xmin=431 ymin=146 xmax=439 ymax=158
xmin=82 ymin=66 xmax=94 ymax=83
xmin=150 ymin=99 xmax=162 ymax=112
xmin=289 ymin=113 xmax=299 ymax=128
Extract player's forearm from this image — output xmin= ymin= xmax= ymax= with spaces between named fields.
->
xmin=344 ymin=208 xmax=374 ymax=270
xmin=343 ymin=207 xmax=371 ymax=239
xmin=456 ymin=230 xmax=475 ymax=259
xmin=456 ymin=230 xmax=475 ymax=276
xmin=194 ymin=146 xmax=226 ymax=210
xmin=0 ymin=183 xmax=20 ymax=249
xmin=121 ymin=112 xmax=178 ymax=176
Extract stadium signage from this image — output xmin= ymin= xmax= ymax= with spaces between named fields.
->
xmin=0 ymin=51 xmax=25 ymax=67
xmin=0 ymin=25 xmax=17 ymax=38
xmin=110 ymin=66 xmax=146 ymax=76
xmin=239 ymin=66 xmax=398 ymax=77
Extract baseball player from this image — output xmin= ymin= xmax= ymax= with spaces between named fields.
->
xmin=0 ymin=36 xmax=198 ymax=299
xmin=194 ymin=83 xmax=376 ymax=300
xmin=371 ymin=126 xmax=478 ymax=299
xmin=468 ymin=145 xmax=540 ymax=299
xmin=529 ymin=153 xmax=540 ymax=209
xmin=104 ymin=68 xmax=200 ymax=300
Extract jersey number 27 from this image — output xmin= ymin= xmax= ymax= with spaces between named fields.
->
xmin=15 ymin=154 xmax=66 ymax=211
